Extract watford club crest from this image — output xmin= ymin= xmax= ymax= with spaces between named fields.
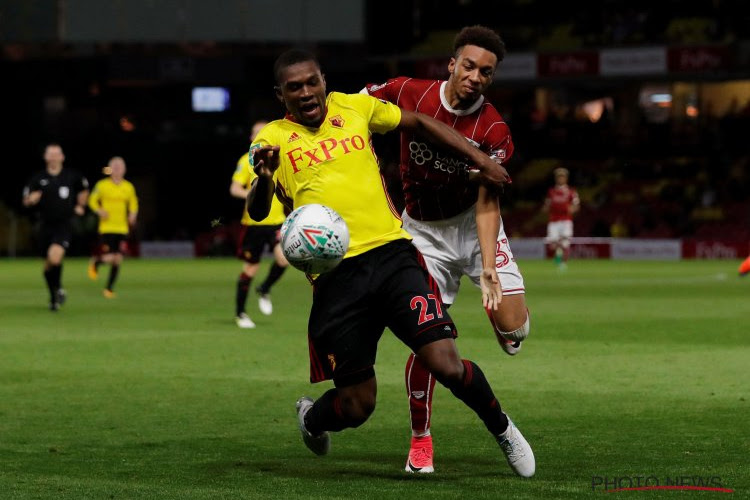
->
xmin=329 ymin=115 xmax=344 ymax=128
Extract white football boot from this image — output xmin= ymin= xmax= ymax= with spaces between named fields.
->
xmin=235 ymin=313 xmax=256 ymax=329
xmin=258 ymin=294 xmax=273 ymax=316
xmin=496 ymin=418 xmax=535 ymax=477
xmin=296 ymin=396 xmax=330 ymax=456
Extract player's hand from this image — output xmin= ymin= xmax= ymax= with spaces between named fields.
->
xmin=252 ymin=145 xmax=280 ymax=178
xmin=98 ymin=209 xmax=109 ymax=220
xmin=469 ymin=157 xmax=511 ymax=187
xmin=480 ymin=266 xmax=502 ymax=310
xmin=24 ymin=190 xmax=42 ymax=206
xmin=74 ymin=205 xmax=85 ymax=216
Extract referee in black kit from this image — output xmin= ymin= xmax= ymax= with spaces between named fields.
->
xmin=22 ymin=143 xmax=89 ymax=311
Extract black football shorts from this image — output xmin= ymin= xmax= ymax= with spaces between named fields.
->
xmin=237 ymin=224 xmax=281 ymax=264
xmin=97 ymin=233 xmax=127 ymax=254
xmin=37 ymin=220 xmax=72 ymax=255
xmin=307 ymin=239 xmax=457 ymax=387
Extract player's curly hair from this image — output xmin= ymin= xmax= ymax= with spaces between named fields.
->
xmin=454 ymin=25 xmax=506 ymax=62
xmin=273 ymin=49 xmax=321 ymax=85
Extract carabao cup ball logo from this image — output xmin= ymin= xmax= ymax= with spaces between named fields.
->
xmin=281 ymin=204 xmax=350 ymax=274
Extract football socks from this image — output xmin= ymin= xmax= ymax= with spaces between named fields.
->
xmin=447 ymin=360 xmax=509 ymax=436
xmin=257 ymin=263 xmax=286 ymax=295
xmin=236 ymin=272 xmax=252 ymax=316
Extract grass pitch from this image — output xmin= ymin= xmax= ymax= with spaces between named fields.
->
xmin=0 ymin=257 xmax=747 ymax=499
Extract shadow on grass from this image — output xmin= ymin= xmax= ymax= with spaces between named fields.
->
xmin=205 ymin=450 xmax=510 ymax=482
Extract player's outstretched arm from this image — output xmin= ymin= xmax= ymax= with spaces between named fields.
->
xmin=246 ymin=145 xmax=280 ymax=222
xmin=247 ymin=176 xmax=274 ymax=222
xmin=477 ymin=185 xmax=502 ymax=310
xmin=397 ymin=109 xmax=511 ymax=187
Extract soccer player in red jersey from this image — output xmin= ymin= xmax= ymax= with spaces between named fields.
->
xmin=543 ymin=167 xmax=580 ymax=269
xmin=364 ymin=25 xmax=531 ymax=473
xmin=248 ymin=49 xmax=534 ymax=477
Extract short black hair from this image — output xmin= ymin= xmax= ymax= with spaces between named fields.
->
xmin=453 ymin=25 xmax=506 ymax=62
xmin=273 ymin=49 xmax=321 ymax=85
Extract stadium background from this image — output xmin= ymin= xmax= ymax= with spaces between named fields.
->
xmin=1 ymin=0 xmax=749 ymax=258
xmin=1 ymin=3 xmax=748 ymax=498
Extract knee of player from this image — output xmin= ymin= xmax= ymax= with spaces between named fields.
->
xmin=431 ymin=359 xmax=466 ymax=388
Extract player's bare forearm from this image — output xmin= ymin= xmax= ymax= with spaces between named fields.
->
xmin=23 ymin=190 xmax=42 ymax=207
xmin=476 ymin=186 xmax=502 ymax=309
xmin=477 ymin=186 xmax=501 ymax=270
xmin=398 ymin=110 xmax=510 ymax=186
xmin=229 ymin=181 xmax=249 ymax=200
xmin=247 ymin=144 xmax=280 ymax=221
xmin=247 ymin=176 xmax=274 ymax=222
xmin=75 ymin=190 xmax=89 ymax=215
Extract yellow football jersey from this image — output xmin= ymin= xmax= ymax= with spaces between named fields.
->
xmin=233 ymin=152 xmax=286 ymax=226
xmin=88 ymin=178 xmax=138 ymax=235
xmin=250 ymin=92 xmax=409 ymax=258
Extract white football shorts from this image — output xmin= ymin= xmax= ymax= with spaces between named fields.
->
xmin=402 ymin=206 xmax=525 ymax=305
xmin=546 ymin=220 xmax=574 ymax=245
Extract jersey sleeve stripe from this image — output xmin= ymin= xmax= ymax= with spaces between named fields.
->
xmin=394 ymin=77 xmax=413 ymax=104
xmin=416 ymin=81 xmax=438 ymax=111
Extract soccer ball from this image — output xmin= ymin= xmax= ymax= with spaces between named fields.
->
xmin=280 ymin=204 xmax=350 ymax=274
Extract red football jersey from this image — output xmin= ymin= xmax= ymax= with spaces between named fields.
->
xmin=546 ymin=185 xmax=579 ymax=222
xmin=365 ymin=77 xmax=514 ymax=221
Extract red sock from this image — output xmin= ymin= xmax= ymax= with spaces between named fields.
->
xmin=405 ymin=353 xmax=436 ymax=436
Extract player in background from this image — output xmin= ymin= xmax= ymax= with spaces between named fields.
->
xmin=247 ymin=49 xmax=534 ymax=477
xmin=87 ymin=156 xmax=139 ymax=298
xmin=739 ymin=254 xmax=750 ymax=276
xmin=363 ymin=25 xmax=530 ymax=473
xmin=22 ymin=143 xmax=89 ymax=311
xmin=542 ymin=167 xmax=580 ymax=269
xmin=230 ymin=120 xmax=289 ymax=329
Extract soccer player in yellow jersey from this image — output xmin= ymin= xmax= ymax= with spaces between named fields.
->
xmin=247 ymin=49 xmax=534 ymax=476
xmin=230 ymin=120 xmax=289 ymax=329
xmin=87 ymin=156 xmax=138 ymax=298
